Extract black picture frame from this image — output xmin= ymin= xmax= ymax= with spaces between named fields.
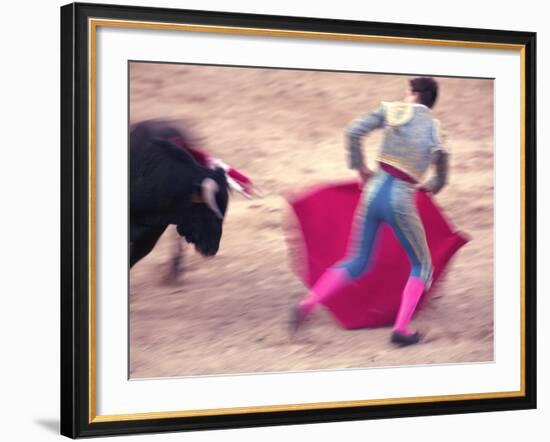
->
xmin=60 ymin=2 xmax=537 ymax=438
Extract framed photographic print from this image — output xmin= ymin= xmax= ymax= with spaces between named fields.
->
xmin=60 ymin=2 xmax=537 ymax=438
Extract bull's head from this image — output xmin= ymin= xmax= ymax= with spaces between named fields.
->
xmin=178 ymin=167 xmax=229 ymax=256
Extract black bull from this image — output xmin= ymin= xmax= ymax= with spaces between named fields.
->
xmin=129 ymin=121 xmax=229 ymax=268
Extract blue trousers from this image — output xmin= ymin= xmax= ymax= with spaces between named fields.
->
xmin=336 ymin=170 xmax=433 ymax=285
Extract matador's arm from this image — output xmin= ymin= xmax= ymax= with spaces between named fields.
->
xmin=423 ymin=119 xmax=449 ymax=195
xmin=423 ymin=150 xmax=449 ymax=195
xmin=345 ymin=105 xmax=386 ymax=170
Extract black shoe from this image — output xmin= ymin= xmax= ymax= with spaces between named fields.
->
xmin=289 ymin=305 xmax=306 ymax=336
xmin=391 ymin=330 xmax=421 ymax=346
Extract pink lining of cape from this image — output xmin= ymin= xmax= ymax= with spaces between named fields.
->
xmin=284 ymin=179 xmax=469 ymax=329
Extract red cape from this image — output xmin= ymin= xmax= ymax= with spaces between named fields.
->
xmin=284 ymin=180 xmax=469 ymax=329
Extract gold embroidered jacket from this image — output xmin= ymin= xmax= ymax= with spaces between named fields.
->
xmin=346 ymin=101 xmax=448 ymax=183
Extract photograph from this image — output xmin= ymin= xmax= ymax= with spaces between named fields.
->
xmin=59 ymin=3 xmax=536 ymax=437
xmin=128 ymin=62 xmax=493 ymax=378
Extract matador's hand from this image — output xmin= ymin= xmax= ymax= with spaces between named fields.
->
xmin=416 ymin=183 xmax=430 ymax=193
xmin=358 ymin=165 xmax=374 ymax=185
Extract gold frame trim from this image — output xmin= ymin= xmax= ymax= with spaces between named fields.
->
xmin=88 ymin=18 xmax=527 ymax=424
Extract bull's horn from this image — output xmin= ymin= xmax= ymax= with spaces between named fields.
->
xmin=201 ymin=177 xmax=223 ymax=219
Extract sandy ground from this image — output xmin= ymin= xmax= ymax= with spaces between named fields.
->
xmin=129 ymin=62 xmax=494 ymax=378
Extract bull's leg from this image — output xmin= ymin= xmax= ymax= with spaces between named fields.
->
xmin=129 ymin=224 xmax=167 ymax=268
xmin=162 ymin=225 xmax=185 ymax=283
xmin=171 ymin=231 xmax=185 ymax=277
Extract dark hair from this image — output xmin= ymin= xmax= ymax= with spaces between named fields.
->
xmin=409 ymin=77 xmax=438 ymax=108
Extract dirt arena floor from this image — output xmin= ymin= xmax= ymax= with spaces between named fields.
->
xmin=129 ymin=62 xmax=494 ymax=378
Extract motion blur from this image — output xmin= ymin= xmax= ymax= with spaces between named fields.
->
xmin=129 ymin=62 xmax=494 ymax=378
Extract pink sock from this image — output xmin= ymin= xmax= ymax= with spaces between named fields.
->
xmin=393 ymin=276 xmax=425 ymax=335
xmin=299 ymin=267 xmax=350 ymax=317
